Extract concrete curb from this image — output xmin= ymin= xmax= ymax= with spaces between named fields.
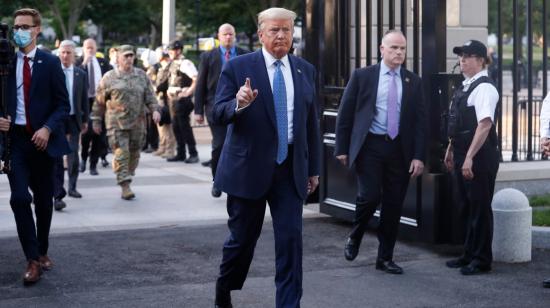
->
xmin=532 ymin=226 xmax=550 ymax=249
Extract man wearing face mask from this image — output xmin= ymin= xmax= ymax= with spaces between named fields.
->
xmin=0 ymin=8 xmax=70 ymax=284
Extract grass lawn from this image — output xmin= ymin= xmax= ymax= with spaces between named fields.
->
xmin=528 ymin=194 xmax=550 ymax=226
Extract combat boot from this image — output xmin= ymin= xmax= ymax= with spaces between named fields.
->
xmin=120 ymin=181 xmax=135 ymax=200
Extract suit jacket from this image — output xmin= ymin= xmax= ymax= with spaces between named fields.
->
xmin=194 ymin=46 xmax=248 ymax=122
xmin=212 ymin=50 xmax=321 ymax=200
xmin=71 ymin=66 xmax=89 ymax=130
xmin=335 ymin=63 xmax=427 ymax=167
xmin=7 ymin=48 xmax=71 ymax=157
xmin=76 ymin=56 xmax=112 ymax=77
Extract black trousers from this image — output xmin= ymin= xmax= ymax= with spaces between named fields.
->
xmin=8 ymin=126 xmax=55 ymax=261
xmin=350 ymin=133 xmax=410 ymax=261
xmin=171 ymin=99 xmax=197 ymax=158
xmin=143 ymin=113 xmax=159 ymax=150
xmin=81 ymin=98 xmax=107 ymax=166
xmin=453 ymin=144 xmax=499 ymax=266
xmin=54 ymin=117 xmax=80 ymax=199
xmin=209 ymin=121 xmax=227 ymax=178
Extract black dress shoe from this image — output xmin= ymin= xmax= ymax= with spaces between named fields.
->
xmin=344 ymin=237 xmax=360 ymax=261
xmin=68 ymin=190 xmax=82 ymax=198
xmin=54 ymin=199 xmax=66 ymax=211
xmin=101 ymin=159 xmax=109 ymax=167
xmin=90 ymin=168 xmax=99 ymax=176
xmin=376 ymin=260 xmax=404 ymax=274
xmin=215 ymin=282 xmax=232 ymax=308
xmin=460 ymin=262 xmax=491 ymax=275
xmin=202 ymin=160 xmax=212 ymax=167
xmin=446 ymin=257 xmax=470 ymax=268
xmin=185 ymin=155 xmax=199 ymax=164
xmin=211 ymin=186 xmax=222 ymax=198
xmin=167 ymin=156 xmax=185 ymax=162
xmin=543 ymin=278 xmax=550 ymax=288
xmin=79 ymin=161 xmax=86 ymax=173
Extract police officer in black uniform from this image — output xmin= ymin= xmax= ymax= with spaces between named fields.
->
xmin=444 ymin=40 xmax=500 ymax=275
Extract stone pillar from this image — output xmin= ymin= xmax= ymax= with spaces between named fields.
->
xmin=162 ymin=0 xmax=175 ymax=45
xmin=491 ymin=188 xmax=532 ymax=263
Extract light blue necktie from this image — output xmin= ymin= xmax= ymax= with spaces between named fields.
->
xmin=273 ymin=60 xmax=288 ymax=164
xmin=387 ymin=70 xmax=398 ymax=139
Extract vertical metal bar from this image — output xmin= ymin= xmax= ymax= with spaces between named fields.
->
xmin=497 ymin=0 xmax=503 ymax=161
xmin=355 ymin=0 xmax=362 ymax=68
xmin=413 ymin=0 xmax=419 ymax=74
xmin=544 ymin=0 xmax=548 ymax=98
xmin=366 ymin=0 xmax=372 ymax=66
xmin=400 ymin=0 xmax=407 ymax=67
xmin=342 ymin=0 xmax=350 ymax=82
xmin=377 ymin=0 xmax=384 ymax=61
xmin=389 ymin=0 xmax=395 ymax=29
xmin=512 ymin=0 xmax=519 ymax=161
xmin=527 ymin=0 xmax=533 ymax=160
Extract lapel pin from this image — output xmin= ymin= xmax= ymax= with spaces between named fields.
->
xmin=37 ymin=60 xmax=42 ymax=64
xmin=405 ymin=77 xmax=410 ymax=83
xmin=297 ymin=68 xmax=302 ymax=74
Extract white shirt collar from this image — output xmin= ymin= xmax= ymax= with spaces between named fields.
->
xmin=17 ymin=47 xmax=37 ymax=60
xmin=380 ymin=61 xmax=401 ymax=77
xmin=262 ymin=47 xmax=290 ymax=69
xmin=463 ymin=69 xmax=489 ymax=87
xmin=62 ymin=64 xmax=74 ymax=71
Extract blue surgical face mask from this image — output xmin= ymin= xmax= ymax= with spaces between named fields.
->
xmin=13 ymin=29 xmax=33 ymax=48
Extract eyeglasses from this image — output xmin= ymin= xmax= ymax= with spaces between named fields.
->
xmin=124 ymin=54 xmax=135 ymax=58
xmin=13 ymin=24 xmax=36 ymax=31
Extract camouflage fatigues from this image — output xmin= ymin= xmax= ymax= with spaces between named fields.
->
xmin=91 ymin=67 xmax=158 ymax=184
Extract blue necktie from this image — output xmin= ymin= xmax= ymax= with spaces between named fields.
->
xmin=273 ymin=60 xmax=288 ymax=164
xmin=387 ymin=70 xmax=399 ymax=139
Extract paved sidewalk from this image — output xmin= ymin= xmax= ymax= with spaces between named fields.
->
xmin=0 ymin=130 xmax=549 ymax=307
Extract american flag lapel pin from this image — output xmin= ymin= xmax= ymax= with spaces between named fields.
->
xmin=297 ymin=68 xmax=302 ymax=74
xmin=37 ymin=60 xmax=42 ymax=64
xmin=405 ymin=77 xmax=410 ymax=83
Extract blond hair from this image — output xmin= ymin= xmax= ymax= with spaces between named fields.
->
xmin=257 ymin=7 xmax=297 ymax=30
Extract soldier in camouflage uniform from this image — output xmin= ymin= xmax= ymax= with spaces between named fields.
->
xmin=158 ymin=40 xmax=199 ymax=163
xmin=91 ymin=45 xmax=161 ymax=200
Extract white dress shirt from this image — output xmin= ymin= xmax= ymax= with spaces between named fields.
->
xmin=462 ymin=70 xmax=499 ymax=123
xmin=262 ymin=47 xmax=295 ymax=143
xmin=15 ymin=47 xmax=37 ymax=125
xmin=540 ymin=93 xmax=550 ymax=138
xmin=63 ymin=64 xmax=75 ymax=115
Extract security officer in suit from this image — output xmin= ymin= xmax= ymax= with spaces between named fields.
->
xmin=53 ymin=39 xmax=89 ymax=210
xmin=335 ymin=30 xmax=427 ymax=275
xmin=444 ymin=40 xmax=499 ymax=275
xmin=0 ymin=8 xmax=70 ymax=284
xmin=77 ymin=38 xmax=112 ymax=175
xmin=194 ymin=23 xmax=248 ymax=197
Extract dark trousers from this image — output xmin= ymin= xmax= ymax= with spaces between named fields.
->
xmin=143 ymin=113 xmax=159 ymax=150
xmin=81 ymin=98 xmax=107 ymax=166
xmin=172 ymin=109 xmax=197 ymax=158
xmin=54 ymin=117 xmax=80 ymax=199
xmin=8 ymin=126 xmax=55 ymax=261
xmin=350 ymin=134 xmax=410 ymax=261
xmin=209 ymin=122 xmax=227 ymax=178
xmin=217 ymin=150 xmax=303 ymax=308
xmin=453 ymin=145 xmax=499 ymax=266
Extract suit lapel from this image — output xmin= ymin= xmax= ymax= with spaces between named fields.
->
xmin=371 ymin=63 xmax=381 ymax=112
xmin=212 ymin=48 xmax=222 ymax=77
xmin=289 ymin=55 xmax=303 ymax=138
xmin=73 ymin=70 xmax=79 ymax=114
xmin=253 ymin=50 xmax=276 ymax=129
xmin=399 ymin=67 xmax=409 ymax=118
xmin=29 ymin=49 xmax=42 ymax=100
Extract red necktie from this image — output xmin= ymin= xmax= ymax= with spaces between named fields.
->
xmin=23 ymin=56 xmax=32 ymax=133
xmin=224 ymin=49 xmax=230 ymax=62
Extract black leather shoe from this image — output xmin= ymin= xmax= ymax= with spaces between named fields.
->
xmin=101 ymin=158 xmax=109 ymax=167
xmin=460 ymin=262 xmax=491 ymax=275
xmin=376 ymin=260 xmax=404 ymax=274
xmin=344 ymin=237 xmax=360 ymax=261
xmin=202 ymin=160 xmax=212 ymax=167
xmin=68 ymin=190 xmax=82 ymax=198
xmin=211 ymin=186 xmax=222 ymax=198
xmin=446 ymin=257 xmax=470 ymax=268
xmin=167 ymin=156 xmax=185 ymax=162
xmin=54 ymin=199 xmax=66 ymax=211
xmin=543 ymin=278 xmax=550 ymax=288
xmin=79 ymin=161 xmax=86 ymax=173
xmin=215 ymin=282 xmax=232 ymax=308
xmin=90 ymin=168 xmax=99 ymax=176
xmin=185 ymin=155 xmax=199 ymax=164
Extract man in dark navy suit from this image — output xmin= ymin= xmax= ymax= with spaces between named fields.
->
xmin=335 ymin=30 xmax=427 ymax=275
xmin=194 ymin=23 xmax=248 ymax=198
xmin=0 ymin=8 xmax=70 ymax=284
xmin=212 ymin=7 xmax=320 ymax=308
xmin=52 ymin=39 xmax=89 ymax=210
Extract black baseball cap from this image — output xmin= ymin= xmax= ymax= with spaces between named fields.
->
xmin=167 ymin=40 xmax=183 ymax=50
xmin=452 ymin=40 xmax=488 ymax=59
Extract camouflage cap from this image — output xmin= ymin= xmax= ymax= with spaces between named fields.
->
xmin=167 ymin=40 xmax=183 ymax=50
xmin=119 ymin=44 xmax=135 ymax=56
